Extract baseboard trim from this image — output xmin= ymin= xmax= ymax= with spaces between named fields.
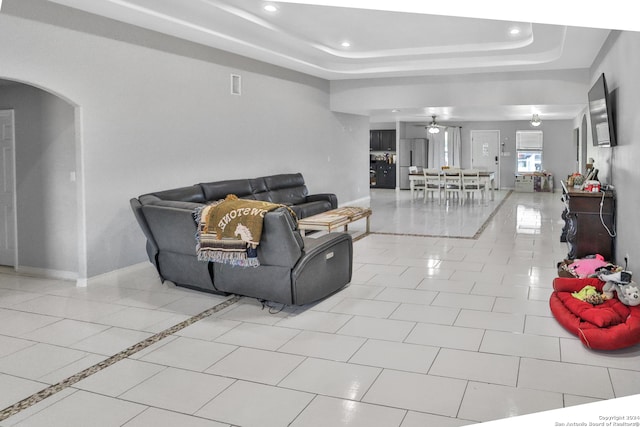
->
xmin=84 ymin=262 xmax=151 ymax=286
xmin=10 ymin=262 xmax=153 ymax=288
xmin=14 ymin=266 xmax=77 ymax=281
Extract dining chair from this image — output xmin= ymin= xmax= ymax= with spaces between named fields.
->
xmin=461 ymin=168 xmax=486 ymax=204
xmin=442 ymin=168 xmax=462 ymax=203
xmin=408 ymin=166 xmax=425 ymax=199
xmin=422 ymin=168 xmax=442 ymax=204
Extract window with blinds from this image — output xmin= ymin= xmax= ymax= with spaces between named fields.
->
xmin=516 ymin=130 xmax=543 ymax=173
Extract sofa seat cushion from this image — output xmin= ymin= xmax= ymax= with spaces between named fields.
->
xmin=290 ymin=200 xmax=333 ymax=219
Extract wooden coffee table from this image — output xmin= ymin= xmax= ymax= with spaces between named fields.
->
xmin=297 ymin=207 xmax=372 ymax=236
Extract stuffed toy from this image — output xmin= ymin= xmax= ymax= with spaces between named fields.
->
xmin=571 ymin=285 xmax=605 ymax=305
xmin=584 ymin=293 xmax=606 ymax=305
xmin=598 ymin=270 xmax=640 ymax=306
xmin=602 ymin=282 xmax=640 ymax=306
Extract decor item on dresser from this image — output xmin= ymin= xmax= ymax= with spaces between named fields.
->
xmin=130 ymin=173 xmax=353 ymax=305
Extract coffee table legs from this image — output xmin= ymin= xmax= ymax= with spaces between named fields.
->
xmin=343 ymin=216 xmax=370 ymax=234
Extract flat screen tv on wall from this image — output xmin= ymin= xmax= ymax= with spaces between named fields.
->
xmin=588 ymin=73 xmax=616 ymax=147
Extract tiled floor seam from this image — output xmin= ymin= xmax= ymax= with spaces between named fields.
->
xmin=0 ymin=294 xmax=242 ymax=422
xmin=287 ymin=394 xmax=320 ymax=427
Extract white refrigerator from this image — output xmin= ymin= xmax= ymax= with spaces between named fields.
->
xmin=399 ymin=138 xmax=429 ymax=189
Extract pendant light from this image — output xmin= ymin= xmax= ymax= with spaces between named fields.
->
xmin=530 ymin=114 xmax=542 ymax=127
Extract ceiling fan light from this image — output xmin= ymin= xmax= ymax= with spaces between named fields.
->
xmin=530 ymin=114 xmax=542 ymax=127
xmin=428 ymin=126 xmax=440 ymax=134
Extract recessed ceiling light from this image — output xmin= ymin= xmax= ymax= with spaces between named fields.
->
xmin=509 ymin=27 xmax=521 ymax=35
xmin=263 ymin=4 xmax=278 ymax=13
xmin=341 ymin=41 xmax=351 ymax=48
xmin=392 ymin=109 xmax=400 ymax=113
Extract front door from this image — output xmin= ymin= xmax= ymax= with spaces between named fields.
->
xmin=0 ymin=110 xmax=16 ymax=266
xmin=471 ymin=130 xmax=500 ymax=189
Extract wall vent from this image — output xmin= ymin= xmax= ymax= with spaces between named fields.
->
xmin=230 ymin=74 xmax=241 ymax=95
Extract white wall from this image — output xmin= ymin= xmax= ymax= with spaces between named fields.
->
xmin=0 ymin=3 xmax=369 ymax=278
xmin=586 ymin=30 xmax=640 ymax=265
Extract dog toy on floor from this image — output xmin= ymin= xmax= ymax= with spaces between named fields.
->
xmin=598 ymin=270 xmax=640 ymax=306
xmin=571 ymin=285 xmax=605 ymax=305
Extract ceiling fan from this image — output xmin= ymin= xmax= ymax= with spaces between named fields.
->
xmin=425 ymin=115 xmax=445 ymax=134
xmin=410 ymin=115 xmax=447 ymax=134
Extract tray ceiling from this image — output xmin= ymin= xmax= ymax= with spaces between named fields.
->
xmin=44 ymin=0 xmax=615 ymax=122
xmin=47 ymin=0 xmax=611 ymax=80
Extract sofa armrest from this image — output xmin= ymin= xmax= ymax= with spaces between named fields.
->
xmin=141 ymin=204 xmax=199 ymax=255
xmin=130 ymin=198 xmax=159 ymax=263
xmin=306 ymin=193 xmax=337 ymax=209
xmin=292 ymin=232 xmax=353 ymax=304
xmin=257 ymin=208 xmax=304 ymax=267
xmin=299 ymin=232 xmax=352 ymax=260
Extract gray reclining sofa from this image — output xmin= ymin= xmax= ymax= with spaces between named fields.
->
xmin=130 ymin=173 xmax=353 ymax=305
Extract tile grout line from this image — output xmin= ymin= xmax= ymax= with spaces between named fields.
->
xmin=472 ymin=190 xmax=513 ymax=239
xmin=0 ymin=294 xmax=243 ymax=422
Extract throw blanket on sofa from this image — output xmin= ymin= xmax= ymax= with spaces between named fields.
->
xmin=195 ymin=195 xmax=284 ymax=266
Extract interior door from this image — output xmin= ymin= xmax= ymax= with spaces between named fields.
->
xmin=0 ymin=110 xmax=16 ymax=266
xmin=471 ymin=130 xmax=500 ymax=189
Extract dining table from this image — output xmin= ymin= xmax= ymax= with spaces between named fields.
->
xmin=409 ymin=170 xmax=496 ymax=201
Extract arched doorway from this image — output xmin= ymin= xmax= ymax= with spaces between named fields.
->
xmin=0 ymin=79 xmax=80 ymax=280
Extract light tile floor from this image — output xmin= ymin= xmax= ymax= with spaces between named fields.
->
xmin=0 ymin=189 xmax=639 ymax=426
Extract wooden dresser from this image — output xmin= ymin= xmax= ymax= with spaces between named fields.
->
xmin=560 ymin=181 xmax=616 ymax=261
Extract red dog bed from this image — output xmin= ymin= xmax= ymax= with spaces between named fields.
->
xmin=550 ymin=277 xmax=640 ymax=350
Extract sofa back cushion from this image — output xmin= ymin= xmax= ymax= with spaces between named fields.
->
xmin=249 ymin=177 xmax=272 ymax=202
xmin=263 ymin=173 xmax=308 ymax=205
xmin=200 ymin=178 xmax=254 ymax=202
xmin=139 ymin=185 xmax=205 ymax=204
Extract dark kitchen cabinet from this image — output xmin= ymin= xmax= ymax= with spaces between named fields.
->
xmin=370 ymin=130 xmax=396 ymax=151
xmin=375 ymin=163 xmax=396 ymax=188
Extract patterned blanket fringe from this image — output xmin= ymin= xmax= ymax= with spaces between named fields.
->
xmin=197 ymin=250 xmax=259 ymax=267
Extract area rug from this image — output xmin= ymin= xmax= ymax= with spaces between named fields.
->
xmin=368 ymin=189 xmax=512 ymax=239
